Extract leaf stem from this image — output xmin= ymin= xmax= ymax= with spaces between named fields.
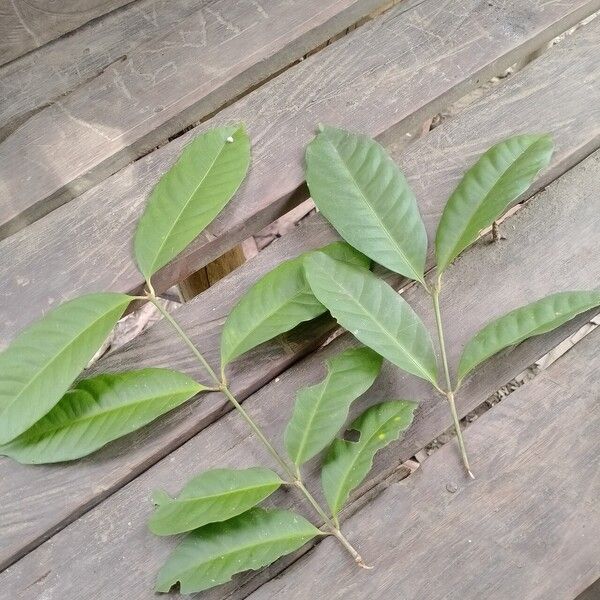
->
xmin=150 ymin=294 xmax=369 ymax=565
xmin=431 ymin=281 xmax=474 ymax=479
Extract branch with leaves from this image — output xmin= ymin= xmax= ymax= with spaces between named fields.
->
xmin=0 ymin=123 xmax=598 ymax=595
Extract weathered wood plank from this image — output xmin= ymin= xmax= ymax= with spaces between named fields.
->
xmin=2 ymin=0 xmax=599 ymax=348
xmin=1 ymin=144 xmax=598 ymax=593
xmin=1 ymin=19 xmax=599 ymax=569
xmin=0 ymin=0 xmax=212 ymax=139
xmin=247 ymin=329 xmax=600 ymax=600
xmin=0 ymin=0 xmax=135 ymax=66
xmin=0 ymin=0 xmax=400 ymax=237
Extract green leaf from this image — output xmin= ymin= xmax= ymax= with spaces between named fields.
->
xmin=0 ymin=369 xmax=202 ymax=463
xmin=220 ymin=241 xmax=369 ymax=366
xmin=134 ymin=124 xmax=251 ymax=281
xmin=149 ymin=467 xmax=282 ymax=535
xmin=435 ymin=134 xmax=553 ymax=273
xmin=306 ymin=125 xmax=427 ymax=283
xmin=156 ymin=507 xmax=321 ymax=594
xmin=284 ymin=347 xmax=382 ymax=466
xmin=304 ymin=252 xmax=438 ymax=385
xmin=322 ymin=401 xmax=416 ymax=518
xmin=0 ymin=293 xmax=131 ymax=445
xmin=457 ymin=290 xmax=600 ymax=383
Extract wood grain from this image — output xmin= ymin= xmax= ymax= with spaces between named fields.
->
xmin=2 ymin=1 xmax=599 ymax=348
xmin=1 ymin=18 xmax=599 ymax=569
xmin=1 ymin=147 xmax=598 ymax=593
xmin=0 ymin=0 xmax=135 ymax=66
xmin=0 ymin=0 xmax=399 ymax=237
xmin=247 ymin=328 xmax=600 ymax=600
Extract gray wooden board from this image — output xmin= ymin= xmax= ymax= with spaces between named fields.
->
xmin=247 ymin=328 xmax=600 ymax=600
xmin=1 ymin=19 xmax=599 ymax=569
xmin=0 ymin=0 xmax=401 ymax=237
xmin=0 ymin=0 xmax=135 ymax=66
xmin=2 ymin=5 xmax=600 ymax=347
xmin=1 ymin=148 xmax=599 ymax=597
xmin=0 ymin=0 xmax=213 ymax=139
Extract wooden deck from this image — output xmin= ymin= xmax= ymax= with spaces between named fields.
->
xmin=1 ymin=1 xmax=599 ymax=598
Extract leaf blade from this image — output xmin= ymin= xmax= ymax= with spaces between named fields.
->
xmin=134 ymin=124 xmax=251 ymax=281
xmin=435 ymin=134 xmax=553 ymax=272
xmin=0 ymin=293 xmax=131 ymax=444
xmin=0 ymin=368 xmax=203 ymax=463
xmin=306 ymin=125 xmax=427 ymax=282
xmin=220 ymin=242 xmax=369 ymax=366
xmin=284 ymin=347 xmax=382 ymax=466
xmin=321 ymin=401 xmax=417 ymax=518
xmin=458 ymin=290 xmax=600 ymax=383
xmin=156 ymin=507 xmax=320 ymax=594
xmin=149 ymin=467 xmax=282 ymax=535
xmin=304 ymin=252 xmax=438 ymax=385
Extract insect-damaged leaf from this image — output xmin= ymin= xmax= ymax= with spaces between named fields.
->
xmin=306 ymin=125 xmax=427 ymax=283
xmin=0 ymin=293 xmax=131 ymax=445
xmin=322 ymin=401 xmax=417 ymax=518
xmin=0 ymin=369 xmax=203 ymax=463
xmin=457 ymin=290 xmax=600 ymax=383
xmin=435 ymin=134 xmax=553 ymax=273
xmin=304 ymin=252 xmax=438 ymax=385
xmin=149 ymin=467 xmax=282 ymax=535
xmin=134 ymin=124 xmax=251 ymax=281
xmin=285 ymin=347 xmax=382 ymax=466
xmin=220 ymin=242 xmax=369 ymax=367
xmin=156 ymin=507 xmax=321 ymax=594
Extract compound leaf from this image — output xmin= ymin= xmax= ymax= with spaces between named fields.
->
xmin=436 ymin=134 xmax=553 ymax=273
xmin=0 ymin=368 xmax=202 ymax=463
xmin=306 ymin=125 xmax=427 ymax=283
xmin=304 ymin=252 xmax=438 ymax=385
xmin=285 ymin=347 xmax=382 ymax=466
xmin=0 ymin=293 xmax=131 ymax=444
xmin=134 ymin=124 xmax=251 ymax=281
xmin=156 ymin=507 xmax=321 ymax=594
xmin=220 ymin=241 xmax=369 ymax=366
xmin=458 ymin=290 xmax=600 ymax=383
xmin=322 ymin=401 xmax=417 ymax=518
xmin=149 ymin=467 xmax=282 ymax=535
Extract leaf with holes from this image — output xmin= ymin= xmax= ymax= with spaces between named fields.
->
xmin=306 ymin=125 xmax=427 ymax=283
xmin=322 ymin=401 xmax=417 ymax=518
xmin=457 ymin=290 xmax=600 ymax=384
xmin=134 ymin=124 xmax=251 ymax=282
xmin=435 ymin=134 xmax=553 ymax=273
xmin=0 ymin=293 xmax=131 ymax=445
xmin=0 ymin=369 xmax=203 ymax=463
xmin=285 ymin=347 xmax=382 ymax=466
xmin=304 ymin=252 xmax=438 ymax=385
xmin=220 ymin=241 xmax=369 ymax=367
xmin=149 ymin=467 xmax=282 ymax=535
xmin=156 ymin=507 xmax=321 ymax=594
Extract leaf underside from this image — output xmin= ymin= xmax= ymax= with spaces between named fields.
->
xmin=306 ymin=125 xmax=427 ymax=282
xmin=156 ymin=507 xmax=320 ymax=594
xmin=149 ymin=467 xmax=282 ymax=535
xmin=0 ymin=368 xmax=202 ymax=463
xmin=458 ymin=290 xmax=600 ymax=383
xmin=0 ymin=293 xmax=131 ymax=445
xmin=284 ymin=346 xmax=382 ymax=466
xmin=322 ymin=401 xmax=417 ymax=518
xmin=304 ymin=252 xmax=438 ymax=385
xmin=220 ymin=241 xmax=369 ymax=366
xmin=134 ymin=124 xmax=251 ymax=281
xmin=435 ymin=133 xmax=553 ymax=273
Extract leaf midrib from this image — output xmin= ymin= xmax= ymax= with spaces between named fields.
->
xmin=0 ymin=300 xmax=128 ymax=437
xmin=323 ymin=269 xmax=433 ymax=383
xmin=147 ymin=132 xmax=234 ymax=276
xmin=322 ymin=135 xmax=422 ymax=282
